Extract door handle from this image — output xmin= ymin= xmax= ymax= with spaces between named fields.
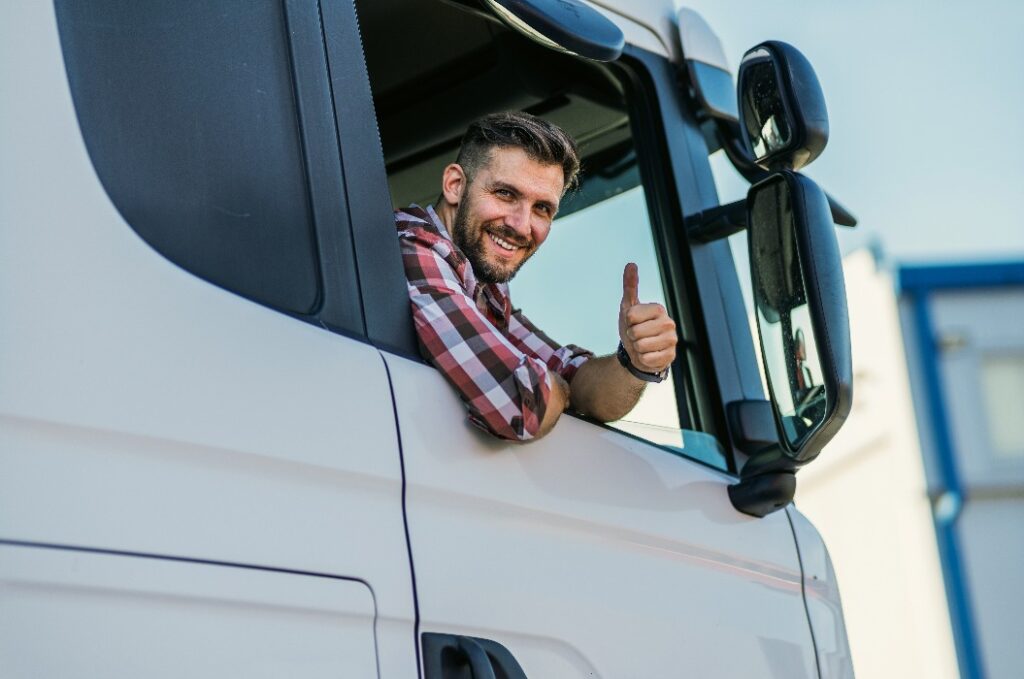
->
xmin=422 ymin=632 xmax=528 ymax=678
xmin=457 ymin=636 xmax=496 ymax=679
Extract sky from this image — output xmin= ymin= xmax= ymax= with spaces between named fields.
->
xmin=685 ymin=0 xmax=1024 ymax=264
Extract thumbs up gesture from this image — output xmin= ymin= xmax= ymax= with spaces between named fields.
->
xmin=619 ymin=263 xmax=677 ymax=376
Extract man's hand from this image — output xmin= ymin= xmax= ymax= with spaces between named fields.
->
xmin=619 ymin=263 xmax=677 ymax=375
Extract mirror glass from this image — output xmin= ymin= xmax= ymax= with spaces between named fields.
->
xmin=749 ymin=176 xmax=827 ymax=451
xmin=740 ymin=50 xmax=790 ymax=161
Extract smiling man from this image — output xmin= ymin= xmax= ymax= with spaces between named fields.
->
xmin=396 ymin=112 xmax=678 ymax=441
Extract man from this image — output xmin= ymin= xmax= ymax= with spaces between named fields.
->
xmin=397 ymin=112 xmax=677 ymax=441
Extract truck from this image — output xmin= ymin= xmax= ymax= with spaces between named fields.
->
xmin=1 ymin=1 xmax=857 ymax=676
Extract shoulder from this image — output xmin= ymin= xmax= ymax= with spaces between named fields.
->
xmin=396 ymin=205 xmax=443 ymax=242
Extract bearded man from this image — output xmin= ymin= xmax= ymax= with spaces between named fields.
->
xmin=396 ymin=112 xmax=678 ymax=441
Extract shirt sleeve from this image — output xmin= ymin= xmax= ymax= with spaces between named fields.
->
xmin=400 ymin=235 xmax=554 ymax=441
xmin=506 ymin=308 xmax=593 ymax=382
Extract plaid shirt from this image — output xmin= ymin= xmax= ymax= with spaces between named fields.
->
xmin=397 ymin=205 xmax=592 ymax=441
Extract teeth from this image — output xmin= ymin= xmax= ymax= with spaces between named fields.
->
xmin=489 ymin=233 xmax=518 ymax=251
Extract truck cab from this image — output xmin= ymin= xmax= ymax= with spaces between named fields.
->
xmin=0 ymin=1 xmax=854 ymax=676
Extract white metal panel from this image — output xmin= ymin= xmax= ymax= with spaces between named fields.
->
xmin=786 ymin=509 xmax=853 ymax=679
xmin=0 ymin=544 xmax=378 ymax=678
xmin=0 ymin=4 xmax=415 ymax=676
xmin=587 ymin=0 xmax=679 ymax=60
xmin=386 ymin=354 xmax=817 ymax=678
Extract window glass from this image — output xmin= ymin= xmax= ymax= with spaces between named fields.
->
xmin=511 ymin=151 xmax=727 ymax=470
xmin=55 ymin=0 xmax=321 ymax=315
xmin=980 ymin=351 xmax=1024 ymax=459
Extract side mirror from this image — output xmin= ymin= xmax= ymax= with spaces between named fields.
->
xmin=749 ymin=171 xmax=852 ymax=461
xmin=737 ymin=41 xmax=828 ymax=171
xmin=728 ymin=171 xmax=852 ymax=517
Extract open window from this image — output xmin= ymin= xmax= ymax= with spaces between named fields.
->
xmin=357 ymin=0 xmax=727 ymax=470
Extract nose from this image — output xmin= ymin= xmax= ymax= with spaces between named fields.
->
xmin=503 ymin=203 xmax=533 ymax=241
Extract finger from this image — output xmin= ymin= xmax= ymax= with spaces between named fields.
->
xmin=634 ymin=334 xmax=677 ymax=353
xmin=621 ymin=262 xmax=639 ymax=308
xmin=625 ymin=307 xmax=674 ymax=332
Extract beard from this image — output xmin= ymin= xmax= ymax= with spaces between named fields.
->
xmin=451 ymin=198 xmax=535 ymax=285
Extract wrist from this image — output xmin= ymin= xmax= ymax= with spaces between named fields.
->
xmin=616 ymin=342 xmax=669 ymax=383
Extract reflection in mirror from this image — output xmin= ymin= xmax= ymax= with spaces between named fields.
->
xmin=749 ymin=176 xmax=826 ymax=451
xmin=739 ymin=49 xmax=790 ymax=161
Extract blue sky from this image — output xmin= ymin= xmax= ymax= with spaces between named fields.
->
xmin=687 ymin=0 xmax=1024 ymax=263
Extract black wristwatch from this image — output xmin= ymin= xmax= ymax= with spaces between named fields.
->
xmin=616 ymin=342 xmax=669 ymax=383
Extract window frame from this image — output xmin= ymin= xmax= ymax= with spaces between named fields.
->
xmin=613 ymin=47 xmax=766 ymax=474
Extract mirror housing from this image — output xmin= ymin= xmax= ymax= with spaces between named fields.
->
xmin=482 ymin=0 xmax=625 ymax=62
xmin=729 ymin=171 xmax=852 ymax=517
xmin=737 ymin=41 xmax=828 ymax=171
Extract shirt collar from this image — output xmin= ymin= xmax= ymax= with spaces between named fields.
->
xmin=424 ymin=204 xmax=452 ymax=242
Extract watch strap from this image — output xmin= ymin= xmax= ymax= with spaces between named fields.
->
xmin=616 ymin=342 xmax=669 ymax=383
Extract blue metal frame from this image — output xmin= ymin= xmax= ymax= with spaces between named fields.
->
xmin=897 ymin=260 xmax=1024 ymax=679
xmin=899 ymin=260 xmax=1024 ymax=292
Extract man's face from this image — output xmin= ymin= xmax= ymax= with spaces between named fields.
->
xmin=452 ymin=147 xmax=564 ymax=285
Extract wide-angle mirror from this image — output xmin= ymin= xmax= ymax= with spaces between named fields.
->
xmin=747 ymin=171 xmax=852 ymax=462
xmin=736 ymin=41 xmax=828 ymax=171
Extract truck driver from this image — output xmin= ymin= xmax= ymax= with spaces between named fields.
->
xmin=396 ymin=112 xmax=678 ymax=441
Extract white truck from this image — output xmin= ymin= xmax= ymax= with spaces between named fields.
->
xmin=1 ymin=1 xmax=857 ymax=676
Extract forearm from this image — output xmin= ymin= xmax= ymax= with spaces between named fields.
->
xmin=569 ymin=355 xmax=645 ymax=423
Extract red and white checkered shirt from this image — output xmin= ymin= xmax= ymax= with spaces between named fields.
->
xmin=397 ymin=205 xmax=592 ymax=441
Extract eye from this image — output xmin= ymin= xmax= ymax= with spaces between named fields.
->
xmin=495 ymin=188 xmax=514 ymax=199
xmin=535 ymin=204 xmax=553 ymax=217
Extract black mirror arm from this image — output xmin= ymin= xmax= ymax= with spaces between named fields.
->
xmin=717 ymin=121 xmax=857 ymax=228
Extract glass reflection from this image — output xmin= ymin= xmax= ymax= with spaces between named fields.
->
xmin=740 ymin=53 xmax=790 ymax=161
xmin=749 ymin=176 xmax=826 ymax=450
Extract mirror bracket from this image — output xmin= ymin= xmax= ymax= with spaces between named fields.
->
xmin=728 ymin=468 xmax=796 ymax=518
xmin=728 ymin=445 xmax=800 ymax=517
xmin=686 ymin=199 xmax=746 ymax=243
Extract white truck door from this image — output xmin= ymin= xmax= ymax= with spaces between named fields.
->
xmin=386 ymin=354 xmax=817 ymax=678
xmin=385 ymin=171 xmax=818 ymax=677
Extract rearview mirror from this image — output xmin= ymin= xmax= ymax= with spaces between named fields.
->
xmin=737 ymin=41 xmax=828 ymax=171
xmin=748 ymin=171 xmax=852 ymax=462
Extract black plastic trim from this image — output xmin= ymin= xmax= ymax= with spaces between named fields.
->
xmin=422 ymin=632 xmax=528 ymax=679
xmin=283 ymin=0 xmax=366 ymax=335
xmin=321 ymin=0 xmax=418 ymax=356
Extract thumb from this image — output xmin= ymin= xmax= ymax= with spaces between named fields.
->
xmin=622 ymin=262 xmax=639 ymax=308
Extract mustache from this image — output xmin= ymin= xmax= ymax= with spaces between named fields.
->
xmin=484 ymin=223 xmax=531 ymax=248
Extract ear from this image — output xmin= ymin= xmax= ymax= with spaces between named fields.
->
xmin=441 ymin=163 xmax=468 ymax=207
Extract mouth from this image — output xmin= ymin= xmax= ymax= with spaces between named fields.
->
xmin=486 ymin=231 xmax=526 ymax=259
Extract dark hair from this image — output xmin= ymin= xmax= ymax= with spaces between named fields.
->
xmin=456 ymin=111 xmax=581 ymax=193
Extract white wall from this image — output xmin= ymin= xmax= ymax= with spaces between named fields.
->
xmin=794 ymin=250 xmax=959 ymax=679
